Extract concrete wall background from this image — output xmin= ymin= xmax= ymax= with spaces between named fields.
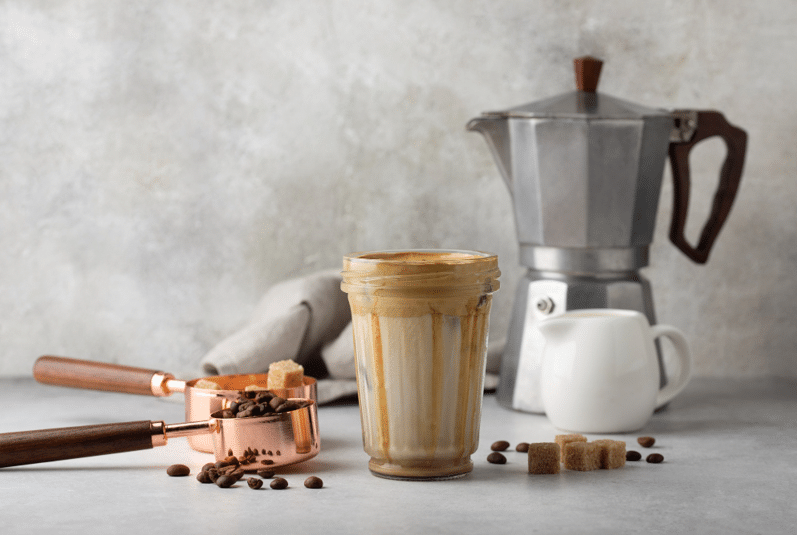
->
xmin=1 ymin=0 xmax=795 ymax=379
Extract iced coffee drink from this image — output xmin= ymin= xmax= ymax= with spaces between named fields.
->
xmin=341 ymin=250 xmax=500 ymax=479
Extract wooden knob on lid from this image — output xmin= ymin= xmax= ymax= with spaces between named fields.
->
xmin=574 ymin=56 xmax=603 ymax=93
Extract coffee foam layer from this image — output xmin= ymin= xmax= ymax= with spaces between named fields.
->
xmin=356 ymin=251 xmax=485 ymax=264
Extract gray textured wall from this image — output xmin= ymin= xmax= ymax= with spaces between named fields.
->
xmin=1 ymin=1 xmax=795 ymax=379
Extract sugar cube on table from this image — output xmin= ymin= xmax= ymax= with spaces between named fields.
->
xmin=555 ymin=434 xmax=587 ymax=460
xmin=528 ymin=443 xmax=561 ymax=475
xmin=592 ymin=439 xmax=626 ymax=469
xmin=563 ymin=441 xmax=600 ymax=471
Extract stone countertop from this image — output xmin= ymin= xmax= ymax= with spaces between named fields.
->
xmin=1 ymin=377 xmax=795 ymax=534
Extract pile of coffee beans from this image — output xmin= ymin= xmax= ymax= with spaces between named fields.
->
xmin=217 ymin=391 xmax=312 ymax=419
xmin=167 ymin=457 xmax=323 ymax=490
xmin=195 ymin=458 xmax=246 ymax=486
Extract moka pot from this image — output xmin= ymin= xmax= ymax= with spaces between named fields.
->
xmin=467 ymin=57 xmax=747 ymax=413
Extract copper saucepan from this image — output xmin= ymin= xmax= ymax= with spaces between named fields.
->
xmin=33 ymin=356 xmax=317 ymax=454
xmin=0 ymin=399 xmax=320 ymax=470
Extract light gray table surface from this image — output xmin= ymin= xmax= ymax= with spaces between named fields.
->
xmin=0 ymin=377 xmax=795 ymax=534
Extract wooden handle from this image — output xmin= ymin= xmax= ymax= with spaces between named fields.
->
xmin=668 ymin=111 xmax=747 ymax=263
xmin=574 ymin=56 xmax=603 ymax=92
xmin=0 ymin=421 xmax=156 ymax=468
xmin=33 ymin=356 xmax=167 ymax=396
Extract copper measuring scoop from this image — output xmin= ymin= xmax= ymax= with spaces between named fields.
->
xmin=33 ymin=356 xmax=317 ymax=454
xmin=0 ymin=399 xmax=320 ymax=470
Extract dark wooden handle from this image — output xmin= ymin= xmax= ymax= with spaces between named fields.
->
xmin=574 ymin=56 xmax=603 ymax=93
xmin=668 ymin=111 xmax=747 ymax=264
xmin=0 ymin=421 xmax=155 ymax=468
xmin=33 ymin=356 xmax=163 ymax=396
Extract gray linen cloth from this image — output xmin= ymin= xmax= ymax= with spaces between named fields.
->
xmin=200 ymin=270 xmax=503 ymax=404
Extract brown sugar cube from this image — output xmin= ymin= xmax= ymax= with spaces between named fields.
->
xmin=267 ymin=359 xmax=305 ymax=389
xmin=528 ymin=443 xmax=561 ymax=475
xmin=563 ymin=442 xmax=600 ymax=471
xmin=555 ymin=434 xmax=587 ymax=461
xmin=592 ymin=439 xmax=626 ymax=469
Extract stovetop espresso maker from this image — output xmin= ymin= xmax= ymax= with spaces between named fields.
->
xmin=467 ymin=56 xmax=747 ymax=413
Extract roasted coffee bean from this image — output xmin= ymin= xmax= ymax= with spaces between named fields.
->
xmin=247 ymin=477 xmax=264 ymax=489
xmin=304 ymin=476 xmax=323 ymax=489
xmin=236 ymin=409 xmax=254 ymax=418
xmin=202 ymin=462 xmax=215 ymax=472
xmin=196 ymin=471 xmax=212 ymax=484
xmin=206 ymin=468 xmax=220 ymax=482
xmin=220 ymin=409 xmax=235 ymax=418
xmin=215 ymin=475 xmax=237 ymax=488
xmin=261 ymin=459 xmax=274 ymax=466
xmin=270 ymin=477 xmax=288 ymax=490
xmin=269 ymin=396 xmax=286 ymax=410
xmin=491 ymin=440 xmax=510 ymax=452
xmin=166 ymin=464 xmax=190 ymax=477
xmin=224 ymin=456 xmax=239 ymax=466
xmin=515 ymin=442 xmax=530 ymax=453
xmin=638 ymin=436 xmax=656 ymax=448
xmin=255 ymin=392 xmax=274 ymax=404
xmin=257 ymin=470 xmax=275 ymax=479
xmin=646 ymin=453 xmax=664 ymax=464
xmin=626 ymin=450 xmax=642 ymax=461
xmin=487 ymin=452 xmax=507 ymax=464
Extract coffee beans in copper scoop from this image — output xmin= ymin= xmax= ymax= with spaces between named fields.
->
xmin=221 ymin=391 xmax=312 ymax=420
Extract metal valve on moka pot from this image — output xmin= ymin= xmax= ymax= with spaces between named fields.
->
xmin=467 ymin=56 xmax=747 ymax=413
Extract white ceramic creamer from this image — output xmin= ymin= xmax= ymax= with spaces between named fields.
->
xmin=539 ymin=309 xmax=692 ymax=433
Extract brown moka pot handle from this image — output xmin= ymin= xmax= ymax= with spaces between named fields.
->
xmin=668 ymin=110 xmax=747 ymax=263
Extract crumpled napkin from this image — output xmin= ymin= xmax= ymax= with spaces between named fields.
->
xmin=200 ymin=269 xmax=504 ymax=404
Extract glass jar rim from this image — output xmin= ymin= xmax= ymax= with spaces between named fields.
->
xmin=341 ymin=249 xmax=500 ymax=296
